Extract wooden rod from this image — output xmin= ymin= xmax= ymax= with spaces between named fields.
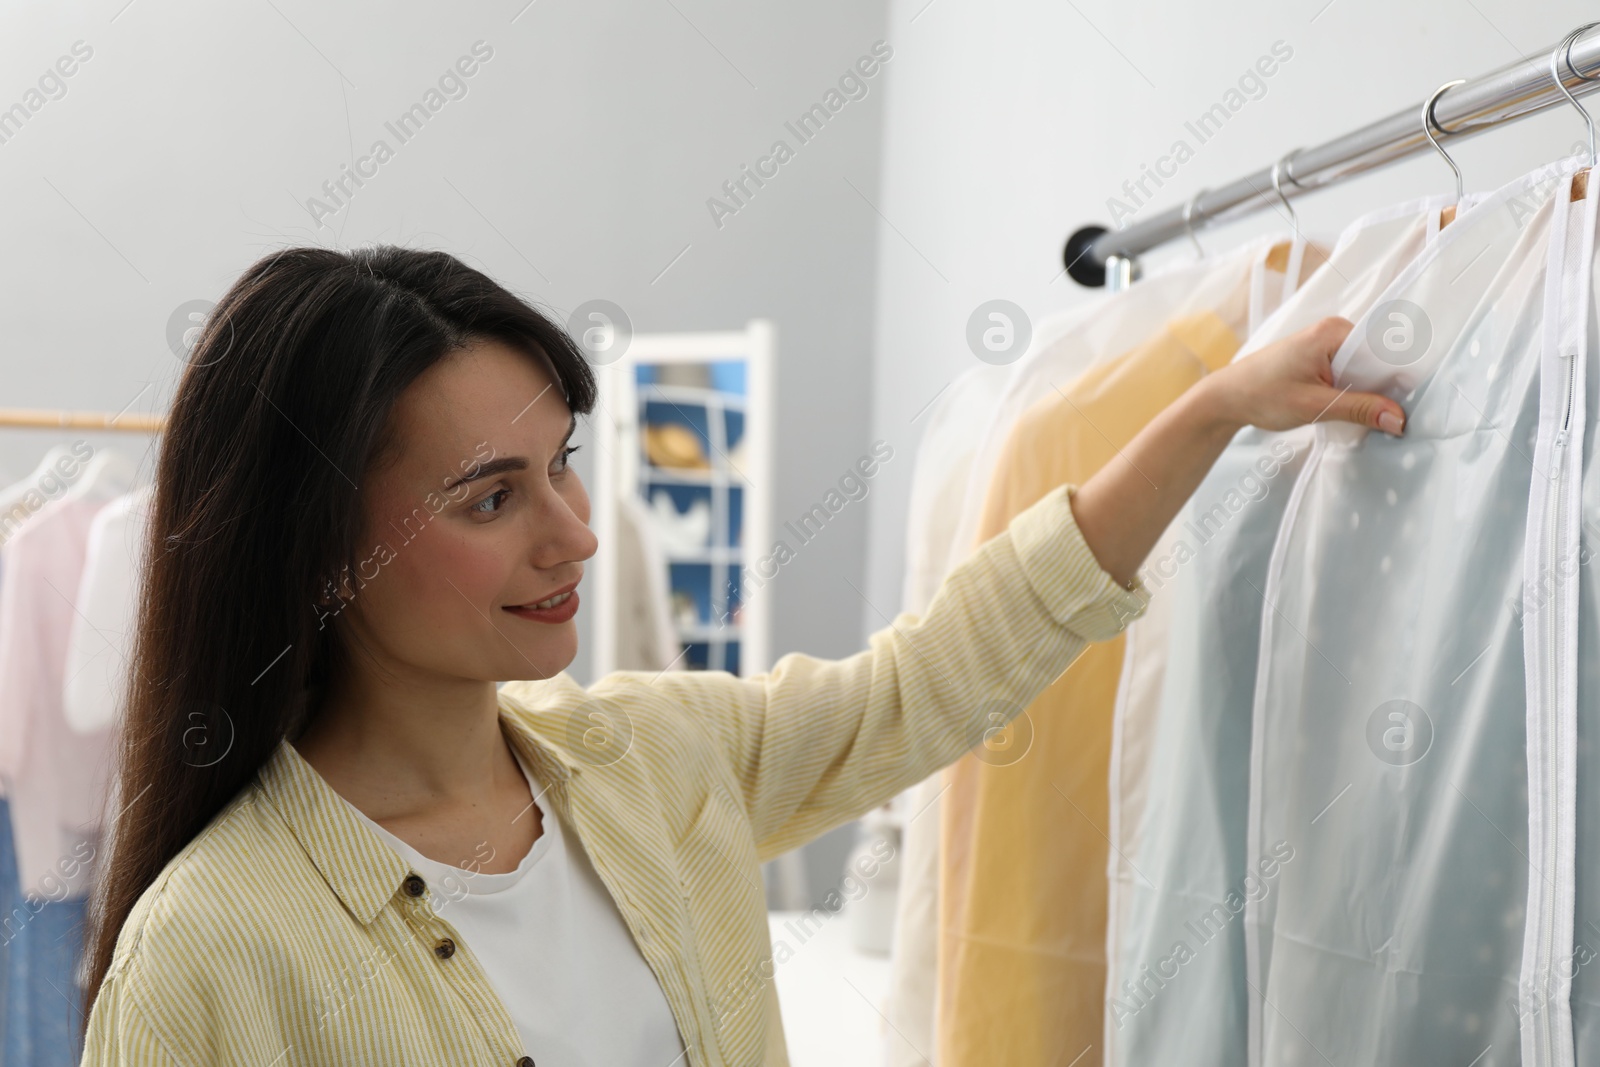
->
xmin=0 ymin=409 xmax=166 ymax=433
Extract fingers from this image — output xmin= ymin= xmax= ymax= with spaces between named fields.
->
xmin=1303 ymin=315 xmax=1354 ymax=357
xmin=1299 ymin=318 xmax=1403 ymax=435
xmin=1321 ymin=387 xmax=1406 ymax=436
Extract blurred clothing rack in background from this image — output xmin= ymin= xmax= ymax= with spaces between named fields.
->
xmin=0 ymin=409 xmax=164 ymax=433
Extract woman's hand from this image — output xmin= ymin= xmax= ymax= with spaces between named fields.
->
xmin=1197 ymin=316 xmax=1407 ymax=437
xmin=1070 ymin=315 xmax=1408 ymax=590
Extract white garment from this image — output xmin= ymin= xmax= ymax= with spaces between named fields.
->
xmin=612 ymin=493 xmax=683 ymax=673
xmin=1104 ymin=194 xmax=1451 ymax=1065
xmin=884 ymin=360 xmax=1014 ymax=1067
xmin=64 ymin=485 xmax=153 ymax=735
xmin=0 ymin=493 xmax=118 ymax=899
xmin=1247 ymin=159 xmax=1578 ymax=1065
xmin=340 ymin=745 xmax=687 ymax=1065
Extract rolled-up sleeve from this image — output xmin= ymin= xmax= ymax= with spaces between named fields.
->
xmin=642 ymin=482 xmax=1151 ymax=859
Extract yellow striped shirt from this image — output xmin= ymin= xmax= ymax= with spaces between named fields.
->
xmin=80 ymin=482 xmax=1149 ymax=1066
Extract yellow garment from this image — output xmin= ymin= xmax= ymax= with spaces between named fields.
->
xmin=937 ymin=312 xmax=1240 ymax=1066
xmin=82 ymin=483 xmax=1150 ymax=1067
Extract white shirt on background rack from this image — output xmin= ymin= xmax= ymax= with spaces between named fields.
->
xmin=64 ymin=484 xmax=153 ymax=736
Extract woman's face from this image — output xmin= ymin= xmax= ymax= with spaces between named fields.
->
xmin=333 ymin=338 xmax=597 ymax=685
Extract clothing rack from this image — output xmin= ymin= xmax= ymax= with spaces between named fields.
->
xmin=0 ymin=408 xmax=164 ymax=433
xmin=1065 ymin=22 xmax=1600 ymax=289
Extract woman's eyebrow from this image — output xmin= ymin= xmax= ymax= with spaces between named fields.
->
xmin=443 ymin=456 xmax=527 ymax=492
xmin=440 ymin=418 xmax=575 ymax=492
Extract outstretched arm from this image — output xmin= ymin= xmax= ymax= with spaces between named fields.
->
xmin=635 ymin=316 xmax=1405 ymax=857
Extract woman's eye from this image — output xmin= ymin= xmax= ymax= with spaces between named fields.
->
xmin=553 ymin=445 xmax=580 ymax=474
xmin=471 ymin=488 xmax=510 ymax=515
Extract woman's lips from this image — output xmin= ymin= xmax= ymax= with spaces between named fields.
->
xmin=503 ymin=584 xmax=580 ymax=624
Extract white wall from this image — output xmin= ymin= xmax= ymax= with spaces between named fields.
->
xmin=862 ymin=0 xmax=1600 ymax=619
xmin=0 ymin=0 xmax=887 ymax=905
xmin=0 ymin=0 xmax=893 ymax=690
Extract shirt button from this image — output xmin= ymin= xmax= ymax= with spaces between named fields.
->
xmin=434 ymin=937 xmax=456 ymax=960
xmin=516 ymin=1058 xmax=535 ymax=1066
xmin=404 ymin=874 xmax=426 ymax=897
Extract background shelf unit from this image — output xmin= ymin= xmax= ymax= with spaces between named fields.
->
xmin=592 ymin=320 xmax=774 ymax=679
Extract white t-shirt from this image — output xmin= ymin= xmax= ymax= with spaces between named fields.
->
xmin=340 ymin=747 xmax=686 ymax=1065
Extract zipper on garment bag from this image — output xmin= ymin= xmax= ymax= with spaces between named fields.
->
xmin=1535 ymin=348 xmax=1578 ymax=1064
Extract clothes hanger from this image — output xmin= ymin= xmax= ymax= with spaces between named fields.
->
xmin=59 ymin=445 xmax=140 ymax=505
xmin=1421 ymin=79 xmax=1467 ymax=227
xmin=1265 ymin=151 xmax=1301 ymax=273
xmin=1551 ymin=22 xmax=1599 ymax=202
xmin=1183 ymin=187 xmax=1207 ymax=260
xmin=0 ymin=445 xmax=75 ymax=515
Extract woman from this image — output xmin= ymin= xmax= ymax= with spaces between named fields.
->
xmin=78 ymin=246 xmax=1402 ymax=1065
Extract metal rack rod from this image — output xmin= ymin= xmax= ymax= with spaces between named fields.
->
xmin=1065 ymin=23 xmax=1600 ymax=286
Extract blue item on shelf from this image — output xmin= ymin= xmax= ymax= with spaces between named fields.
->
xmin=709 ymin=360 xmax=746 ymax=395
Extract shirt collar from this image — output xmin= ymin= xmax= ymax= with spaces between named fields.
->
xmin=252 ymin=691 xmax=581 ymax=926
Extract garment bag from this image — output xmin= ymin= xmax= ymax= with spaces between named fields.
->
xmin=1245 ymin=159 xmax=1582 ymax=1066
xmin=1569 ymin=169 xmax=1600 ymax=1067
xmin=945 ymin=235 xmax=1308 ymax=570
xmin=1523 ymin=167 xmax=1596 ymax=1067
xmin=885 ymin=359 xmax=1014 ymax=1067
xmin=896 ymin=234 xmax=1302 ymax=1065
xmin=1103 ymin=194 xmax=1450 ymax=1066
xmin=936 ymin=235 xmax=1318 ymax=1067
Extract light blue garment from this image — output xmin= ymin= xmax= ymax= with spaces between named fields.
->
xmin=1106 ymin=196 xmax=1448 ymax=1066
xmin=1246 ymin=159 xmax=1579 ymax=1064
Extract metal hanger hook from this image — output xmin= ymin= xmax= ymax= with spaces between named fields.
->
xmin=1552 ymin=23 xmax=1600 ymax=167
xmin=1182 ymin=188 xmax=1207 ymax=259
xmin=1421 ymin=79 xmax=1467 ymax=203
xmin=1270 ymin=151 xmax=1301 ymax=236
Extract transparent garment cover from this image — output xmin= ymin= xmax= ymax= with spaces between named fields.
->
xmin=1570 ymin=180 xmax=1600 ymax=1062
xmin=947 ymin=234 xmax=1302 ymax=570
xmin=1245 ymin=159 xmax=1581 ymax=1066
xmin=1534 ymin=172 xmax=1600 ymax=1067
xmin=1103 ymin=194 xmax=1450 ymax=1066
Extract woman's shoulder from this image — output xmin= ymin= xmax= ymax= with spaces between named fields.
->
xmin=105 ymin=777 xmax=306 ymax=980
xmin=499 ymin=670 xmax=721 ymax=744
xmin=497 ymin=670 xmax=748 ymax=787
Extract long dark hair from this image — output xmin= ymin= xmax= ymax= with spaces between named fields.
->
xmin=81 ymin=245 xmax=597 ymax=1019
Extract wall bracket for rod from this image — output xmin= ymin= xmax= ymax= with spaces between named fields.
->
xmin=1064 ymin=224 xmax=1110 ymax=287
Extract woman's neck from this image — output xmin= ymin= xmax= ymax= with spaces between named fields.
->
xmin=292 ymin=663 xmax=515 ymax=824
